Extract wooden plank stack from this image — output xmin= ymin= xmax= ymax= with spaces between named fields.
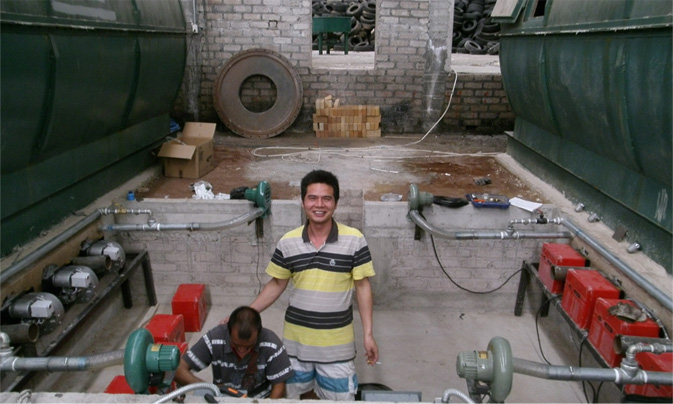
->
xmin=313 ymin=95 xmax=381 ymax=138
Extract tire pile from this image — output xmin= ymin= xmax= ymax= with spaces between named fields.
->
xmin=311 ymin=0 xmax=500 ymax=55
xmin=312 ymin=0 xmax=376 ymax=52
xmin=453 ymin=0 xmax=501 ymax=55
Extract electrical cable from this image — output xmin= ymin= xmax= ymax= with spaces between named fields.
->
xmin=579 ymin=336 xmax=597 ymax=404
xmin=402 ymin=70 xmax=459 ymax=147
xmin=255 ymin=236 xmax=263 ymax=295
xmin=593 ymin=382 xmax=604 ymax=403
xmin=534 ymin=295 xmax=560 ymax=365
xmin=429 ymin=231 xmax=522 ymax=294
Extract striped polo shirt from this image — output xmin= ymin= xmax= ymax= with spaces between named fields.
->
xmin=266 ymin=220 xmax=375 ymax=363
xmin=182 ymin=324 xmax=293 ymax=397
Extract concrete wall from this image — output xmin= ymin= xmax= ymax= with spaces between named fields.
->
xmin=113 ymin=196 xmax=551 ymax=312
xmin=172 ymin=0 xmax=514 ymax=134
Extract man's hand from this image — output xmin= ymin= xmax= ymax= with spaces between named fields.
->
xmin=364 ymin=334 xmax=379 ymax=366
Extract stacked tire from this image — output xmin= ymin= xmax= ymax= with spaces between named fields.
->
xmin=453 ymin=0 xmax=501 ymax=55
xmin=312 ymin=0 xmax=376 ymax=52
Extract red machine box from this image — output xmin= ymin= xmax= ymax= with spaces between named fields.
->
xmin=588 ymin=298 xmax=660 ymax=367
xmin=145 ymin=314 xmax=185 ymax=344
xmin=171 ymin=283 xmax=208 ymax=332
xmin=538 ymin=243 xmax=588 ymax=294
xmin=561 ymin=269 xmax=620 ymax=329
xmin=623 ymin=352 xmax=673 ymax=398
xmin=105 ymin=375 xmax=135 ymax=394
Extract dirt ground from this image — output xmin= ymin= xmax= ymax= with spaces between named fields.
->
xmin=136 ymin=130 xmax=547 ymax=204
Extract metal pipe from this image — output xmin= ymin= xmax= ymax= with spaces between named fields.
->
xmin=408 ymin=210 xmax=572 ymax=240
xmin=615 ymin=336 xmax=673 ymax=355
xmin=99 ymin=207 xmax=265 ymax=232
xmin=70 ymin=255 xmax=112 ymax=272
xmin=560 ymin=218 xmax=673 ymax=312
xmin=1 ymin=323 xmax=39 ymax=344
xmin=512 ymin=357 xmax=673 ymax=386
xmin=0 ymin=349 xmax=124 ymax=372
xmin=625 ymin=342 xmax=673 ymax=359
xmin=1 ymin=210 xmax=103 ymax=284
xmin=153 ymin=382 xmax=221 ymax=403
xmin=98 ymin=207 xmax=153 ymax=216
xmin=440 ymin=388 xmax=475 ymax=403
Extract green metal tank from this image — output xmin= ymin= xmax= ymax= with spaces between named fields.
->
xmin=1 ymin=0 xmax=187 ymax=256
xmin=492 ymin=0 xmax=672 ymax=270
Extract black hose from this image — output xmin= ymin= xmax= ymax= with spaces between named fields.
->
xmin=433 ymin=195 xmax=469 ymax=208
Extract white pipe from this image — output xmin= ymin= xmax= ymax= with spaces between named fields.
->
xmin=153 ymin=382 xmax=221 ymax=403
xmin=440 ymin=388 xmax=475 ymax=403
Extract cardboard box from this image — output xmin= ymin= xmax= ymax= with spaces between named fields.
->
xmin=158 ymin=122 xmax=216 ymax=178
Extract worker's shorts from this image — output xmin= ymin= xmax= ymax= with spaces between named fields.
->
xmin=286 ymin=358 xmax=358 ymax=401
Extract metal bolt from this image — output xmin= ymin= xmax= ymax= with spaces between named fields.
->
xmin=627 ymin=243 xmax=641 ymax=253
xmin=587 ymin=212 xmax=600 ymax=222
xmin=574 ymin=202 xmax=585 ymax=212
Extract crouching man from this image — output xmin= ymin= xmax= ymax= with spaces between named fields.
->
xmin=174 ymin=306 xmax=293 ymax=398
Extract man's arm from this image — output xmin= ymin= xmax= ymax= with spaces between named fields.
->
xmin=250 ymin=277 xmax=289 ymax=313
xmin=173 ymin=358 xmax=204 ymax=386
xmin=355 ymin=277 xmax=379 ymax=365
xmin=268 ymin=382 xmax=286 ymax=399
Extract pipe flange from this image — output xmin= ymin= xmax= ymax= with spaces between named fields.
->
xmin=213 ymin=48 xmax=303 ymax=138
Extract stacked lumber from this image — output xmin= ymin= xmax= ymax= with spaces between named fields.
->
xmin=313 ymin=95 xmax=381 ymax=138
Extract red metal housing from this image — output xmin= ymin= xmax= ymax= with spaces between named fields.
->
xmin=171 ymin=284 xmax=208 ymax=332
xmin=588 ymin=298 xmax=660 ymax=367
xmin=561 ymin=269 xmax=620 ymax=329
xmin=538 ymin=243 xmax=587 ymax=294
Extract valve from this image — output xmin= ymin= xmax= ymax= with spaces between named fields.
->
xmin=456 ymin=336 xmax=513 ymax=403
xmin=124 ymin=328 xmax=180 ymax=394
xmin=245 ymin=180 xmax=272 ymax=218
xmin=8 ymin=292 xmax=65 ymax=334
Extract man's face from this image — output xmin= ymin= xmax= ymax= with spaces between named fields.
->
xmin=302 ymin=183 xmax=337 ymax=226
xmin=230 ymin=327 xmax=258 ymax=359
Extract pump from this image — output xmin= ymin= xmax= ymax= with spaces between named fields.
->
xmin=245 ymin=180 xmax=272 ymax=218
xmin=124 ymin=328 xmax=180 ymax=394
xmin=456 ymin=337 xmax=513 ymax=403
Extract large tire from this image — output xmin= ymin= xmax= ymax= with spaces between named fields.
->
xmin=213 ymin=48 xmax=303 ymax=138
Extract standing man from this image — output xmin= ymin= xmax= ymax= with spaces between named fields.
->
xmin=250 ymin=169 xmax=379 ymax=400
xmin=175 ymin=306 xmax=293 ymax=398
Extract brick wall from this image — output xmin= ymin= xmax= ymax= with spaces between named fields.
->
xmin=443 ymin=72 xmax=515 ymax=134
xmin=173 ymin=0 xmax=514 ymax=134
xmin=114 ymin=199 xmax=546 ymax=312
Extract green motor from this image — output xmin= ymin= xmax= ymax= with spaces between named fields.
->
xmin=124 ymin=328 xmax=180 ymax=394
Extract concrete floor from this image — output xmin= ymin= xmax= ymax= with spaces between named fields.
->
xmin=28 ymin=294 xmax=591 ymax=403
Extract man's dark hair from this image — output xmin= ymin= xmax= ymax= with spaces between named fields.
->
xmin=300 ymin=170 xmax=340 ymax=202
xmin=228 ymin=306 xmax=262 ymax=340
